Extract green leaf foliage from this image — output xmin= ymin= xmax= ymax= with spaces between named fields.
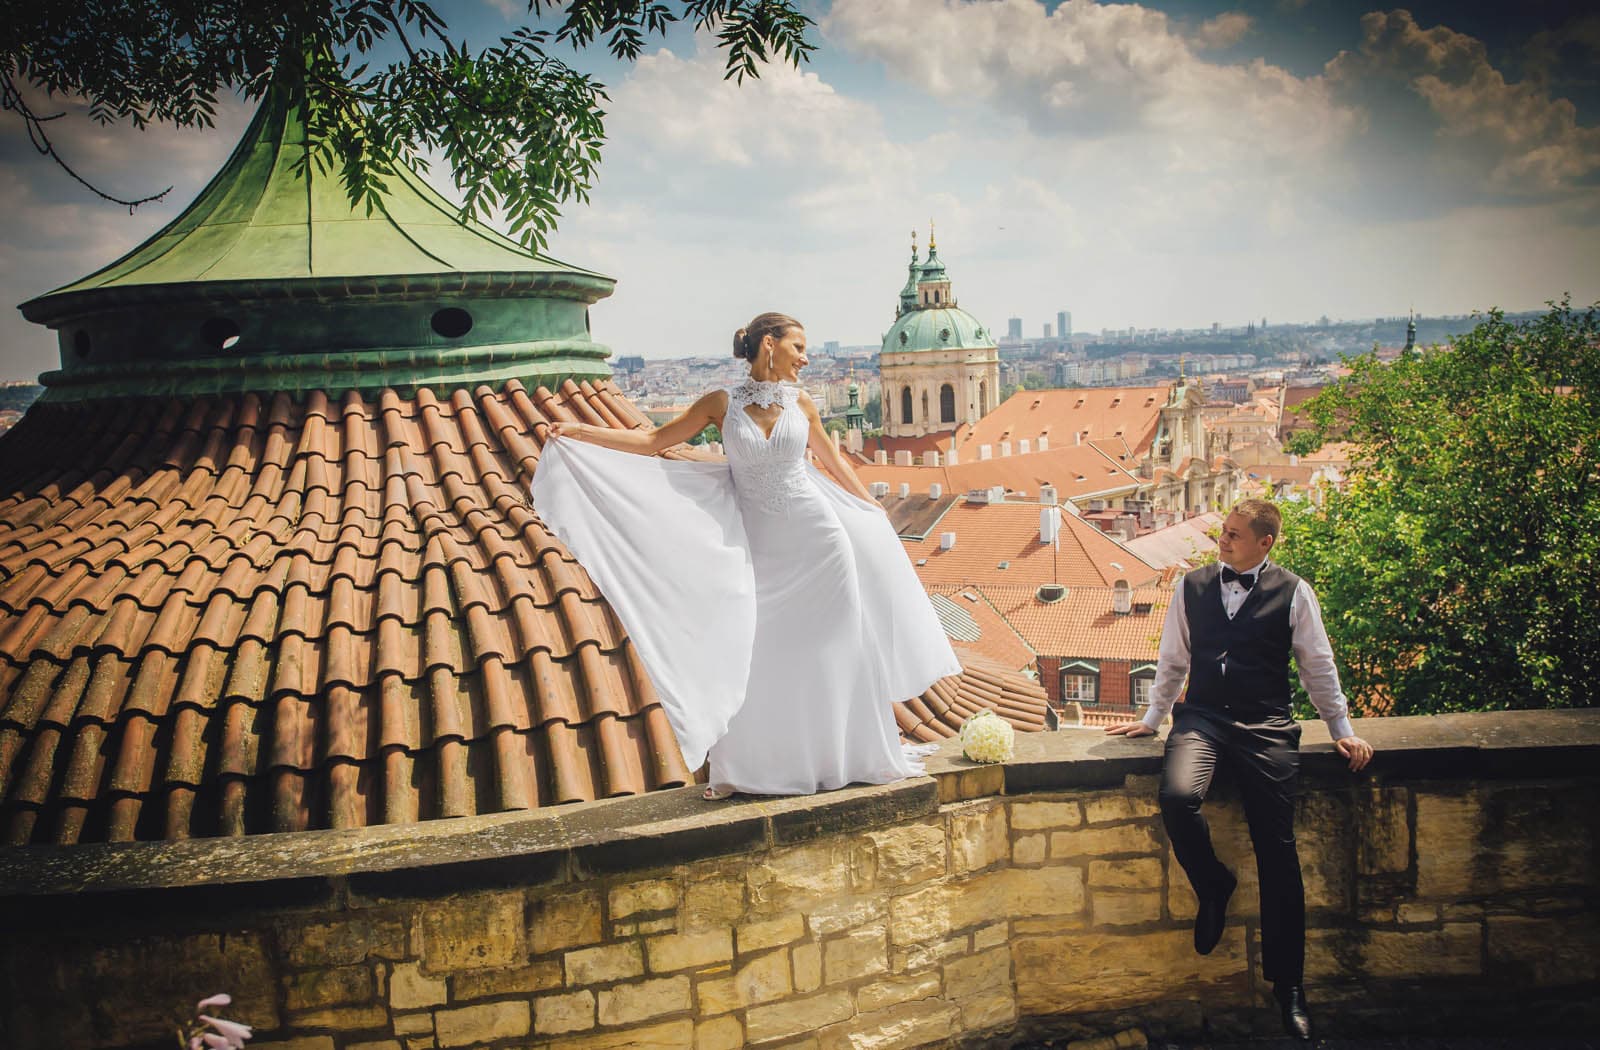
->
xmin=1272 ymin=299 xmax=1600 ymax=715
xmin=3 ymin=0 xmax=814 ymax=248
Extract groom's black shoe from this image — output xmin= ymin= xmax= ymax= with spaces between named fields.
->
xmin=1274 ymin=983 xmax=1313 ymax=1042
xmin=1193 ymin=869 xmax=1236 ymax=955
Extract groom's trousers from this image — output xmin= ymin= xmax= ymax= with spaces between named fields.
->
xmin=1158 ymin=704 xmax=1305 ymax=984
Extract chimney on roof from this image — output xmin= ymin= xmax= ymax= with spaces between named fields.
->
xmin=1113 ymin=579 xmax=1132 ymax=615
xmin=940 ymin=531 xmax=956 ymax=550
xmin=930 ymin=483 xmax=942 ymax=499
xmin=874 ymin=450 xmax=888 ymax=465
xmin=946 ymin=447 xmax=959 ymax=465
xmin=894 ymin=450 xmax=913 ymax=466
xmin=923 ymin=451 xmax=941 ymax=467
xmin=999 ymin=440 xmax=1012 ymax=457
xmin=1040 ymin=506 xmax=1060 ymax=545
xmin=1037 ymin=435 xmax=1049 ymax=452
xmin=870 ymin=481 xmax=890 ymax=497
xmin=1074 ymin=432 xmax=1082 ymax=446
xmin=979 ymin=444 xmax=993 ymax=460
xmin=1018 ymin=438 xmax=1031 ymax=454
xmin=990 ymin=486 xmax=1005 ymax=502
xmin=1040 ymin=484 xmax=1057 ymax=506
xmin=898 ymin=482 xmax=911 ymax=499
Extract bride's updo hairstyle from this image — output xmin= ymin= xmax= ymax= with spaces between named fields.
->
xmin=732 ymin=312 xmax=801 ymax=362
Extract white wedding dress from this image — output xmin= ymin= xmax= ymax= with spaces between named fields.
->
xmin=529 ymin=378 xmax=962 ymax=794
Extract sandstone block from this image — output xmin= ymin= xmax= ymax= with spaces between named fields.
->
xmin=943 ymin=946 xmax=1009 ymax=1000
xmin=435 ymin=1000 xmax=531 ymax=1047
xmin=346 ymin=1041 xmax=402 ymax=1050
xmin=746 ymin=989 xmax=854 ymax=1043
xmin=1296 ymin=791 xmax=1353 ymax=911
xmin=598 ymin=975 xmax=692 ymax=1026
xmin=1395 ymin=903 xmax=1440 ymax=926
xmin=1357 ymin=785 xmax=1411 ymax=875
xmin=419 ymin=893 xmax=524 ymax=973
xmin=818 ymin=999 xmax=960 ymax=1050
xmin=698 ymin=948 xmax=792 ymax=1013
xmin=542 ymin=1019 xmax=694 ymax=1050
xmin=283 ymin=965 xmax=374 ymax=1011
xmin=737 ymin=913 xmax=806 ymax=955
xmin=866 ymin=820 xmax=947 ymax=886
xmin=891 ymin=936 xmax=970 ymax=975
xmin=1013 ymin=833 xmax=1046 ymax=865
xmin=950 ymin=803 xmax=1009 ymax=875
xmin=890 ymin=865 xmax=1086 ymax=946
xmin=751 ymin=840 xmax=874 ymax=911
xmin=286 ymin=1004 xmax=388 ymax=1031
xmin=566 ymin=941 xmax=645 ymax=985
xmin=1088 ymin=857 xmax=1163 ymax=891
xmin=973 ymin=922 xmax=1009 ymax=951
xmin=648 ymin=928 xmax=734 ymax=973
xmin=682 ymin=873 xmax=747 ymax=930
xmin=939 ymin=764 xmax=1006 ymax=803
xmin=387 ymin=961 xmax=445 ymax=1010
xmin=1487 ymin=913 xmax=1600 ymax=986
xmin=1304 ymin=924 xmax=1481 ymax=982
xmin=1091 ymin=890 xmax=1163 ymax=926
xmin=824 ymin=923 xmax=888 ymax=984
xmin=282 ymin=917 xmax=407 ymax=967
xmin=452 ymin=959 xmax=563 ymax=1000
xmin=1413 ymin=791 xmax=1480 ymax=900
xmin=1013 ymin=928 xmax=1249 ymax=1015
xmin=1083 ymin=794 xmax=1159 ymax=825
xmin=855 ymin=971 xmax=942 ymax=1012
xmin=611 ymin=879 xmax=681 ymax=920
xmin=532 ymin=888 xmax=604 ymax=954
xmin=393 ymin=1013 xmax=433 ymax=1036
xmin=245 ymin=1040 xmax=335 ymax=1050
xmin=808 ymin=897 xmax=888 ymax=937
xmin=533 ymin=989 xmax=596 ymax=1035
xmin=1011 ymin=801 xmax=1082 ymax=831
xmin=1051 ymin=823 xmax=1159 ymax=859
xmin=696 ymin=1015 xmax=745 ymax=1050
xmin=793 ymin=941 xmax=823 ymax=993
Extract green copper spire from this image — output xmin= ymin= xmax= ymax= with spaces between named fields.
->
xmin=20 ymin=57 xmax=616 ymax=401
xmin=896 ymin=229 xmax=920 ymax=317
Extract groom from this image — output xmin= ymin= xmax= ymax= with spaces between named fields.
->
xmin=1106 ymin=499 xmax=1373 ymax=1041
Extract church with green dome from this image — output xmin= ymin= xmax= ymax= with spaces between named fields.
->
xmin=879 ymin=226 xmax=1000 ymax=439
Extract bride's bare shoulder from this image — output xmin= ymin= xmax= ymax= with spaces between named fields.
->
xmin=695 ymin=387 xmax=730 ymax=424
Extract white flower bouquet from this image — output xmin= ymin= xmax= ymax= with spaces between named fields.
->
xmin=960 ymin=709 xmax=1015 ymax=764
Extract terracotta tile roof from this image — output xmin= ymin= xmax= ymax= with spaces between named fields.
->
xmin=849 ymin=430 xmax=968 ymax=464
xmin=857 ymin=443 xmax=1142 ymax=505
xmin=895 ymin=647 xmax=1055 ymax=742
xmin=901 ymin=500 xmax=1163 ymax=590
xmin=0 ymin=380 xmax=1048 ymax=844
xmin=928 ymin=585 xmax=1038 ymax=674
xmin=977 ymin=583 xmax=1172 ymax=661
xmin=1124 ymin=513 xmax=1223 ymax=569
xmin=957 ymin=386 xmax=1171 ymax=459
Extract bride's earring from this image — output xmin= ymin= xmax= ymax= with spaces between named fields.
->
xmin=766 ymin=348 xmax=774 ymax=373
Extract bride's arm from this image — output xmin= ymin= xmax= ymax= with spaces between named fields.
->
xmin=798 ymin=393 xmax=877 ymax=503
xmin=549 ymin=390 xmax=726 ymax=455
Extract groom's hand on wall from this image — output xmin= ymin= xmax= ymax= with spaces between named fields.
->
xmin=1335 ymin=735 xmax=1374 ymax=772
xmin=1105 ymin=722 xmax=1157 ymax=737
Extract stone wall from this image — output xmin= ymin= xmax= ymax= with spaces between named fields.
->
xmin=1 ymin=710 xmax=1596 ymax=1049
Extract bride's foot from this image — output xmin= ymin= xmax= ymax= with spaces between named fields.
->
xmin=703 ymin=784 xmax=735 ymax=801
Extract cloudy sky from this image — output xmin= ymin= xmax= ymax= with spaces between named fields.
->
xmin=2 ymin=0 xmax=1597 ymax=381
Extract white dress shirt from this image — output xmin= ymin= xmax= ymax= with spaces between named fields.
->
xmin=1139 ymin=557 xmax=1356 ymax=740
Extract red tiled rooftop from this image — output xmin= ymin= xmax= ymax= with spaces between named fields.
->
xmin=856 ymin=443 xmax=1142 ymax=504
xmin=902 ymin=499 xmax=1163 ymax=590
xmin=928 ymin=585 xmax=1038 ymax=675
xmin=978 ymin=583 xmax=1172 ymax=661
xmin=0 ymin=379 xmax=1049 ymax=845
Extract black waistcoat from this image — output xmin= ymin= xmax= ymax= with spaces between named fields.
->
xmin=1183 ymin=561 xmax=1300 ymax=719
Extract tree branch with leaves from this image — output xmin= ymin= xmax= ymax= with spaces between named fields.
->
xmin=2 ymin=0 xmax=814 ymax=249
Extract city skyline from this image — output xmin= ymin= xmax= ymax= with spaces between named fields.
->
xmin=2 ymin=0 xmax=1597 ymax=382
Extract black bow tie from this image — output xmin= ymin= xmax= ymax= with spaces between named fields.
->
xmin=1221 ymin=566 xmax=1257 ymax=590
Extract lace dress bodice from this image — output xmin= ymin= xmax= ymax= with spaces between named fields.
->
xmin=724 ymin=380 xmax=809 ymax=514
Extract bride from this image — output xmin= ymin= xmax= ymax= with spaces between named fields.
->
xmin=530 ymin=312 xmax=962 ymax=799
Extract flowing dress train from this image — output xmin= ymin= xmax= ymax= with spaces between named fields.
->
xmin=529 ymin=379 xmax=961 ymax=793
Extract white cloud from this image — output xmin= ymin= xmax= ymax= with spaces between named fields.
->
xmin=824 ymin=0 xmax=1359 ymax=162
xmin=1195 ymin=12 xmax=1253 ymax=51
xmin=1326 ymin=9 xmax=1600 ymax=195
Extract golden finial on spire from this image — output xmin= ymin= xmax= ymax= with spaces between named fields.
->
xmin=1178 ymin=353 xmax=1185 ymax=381
xmin=928 ymin=218 xmax=937 ymax=251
